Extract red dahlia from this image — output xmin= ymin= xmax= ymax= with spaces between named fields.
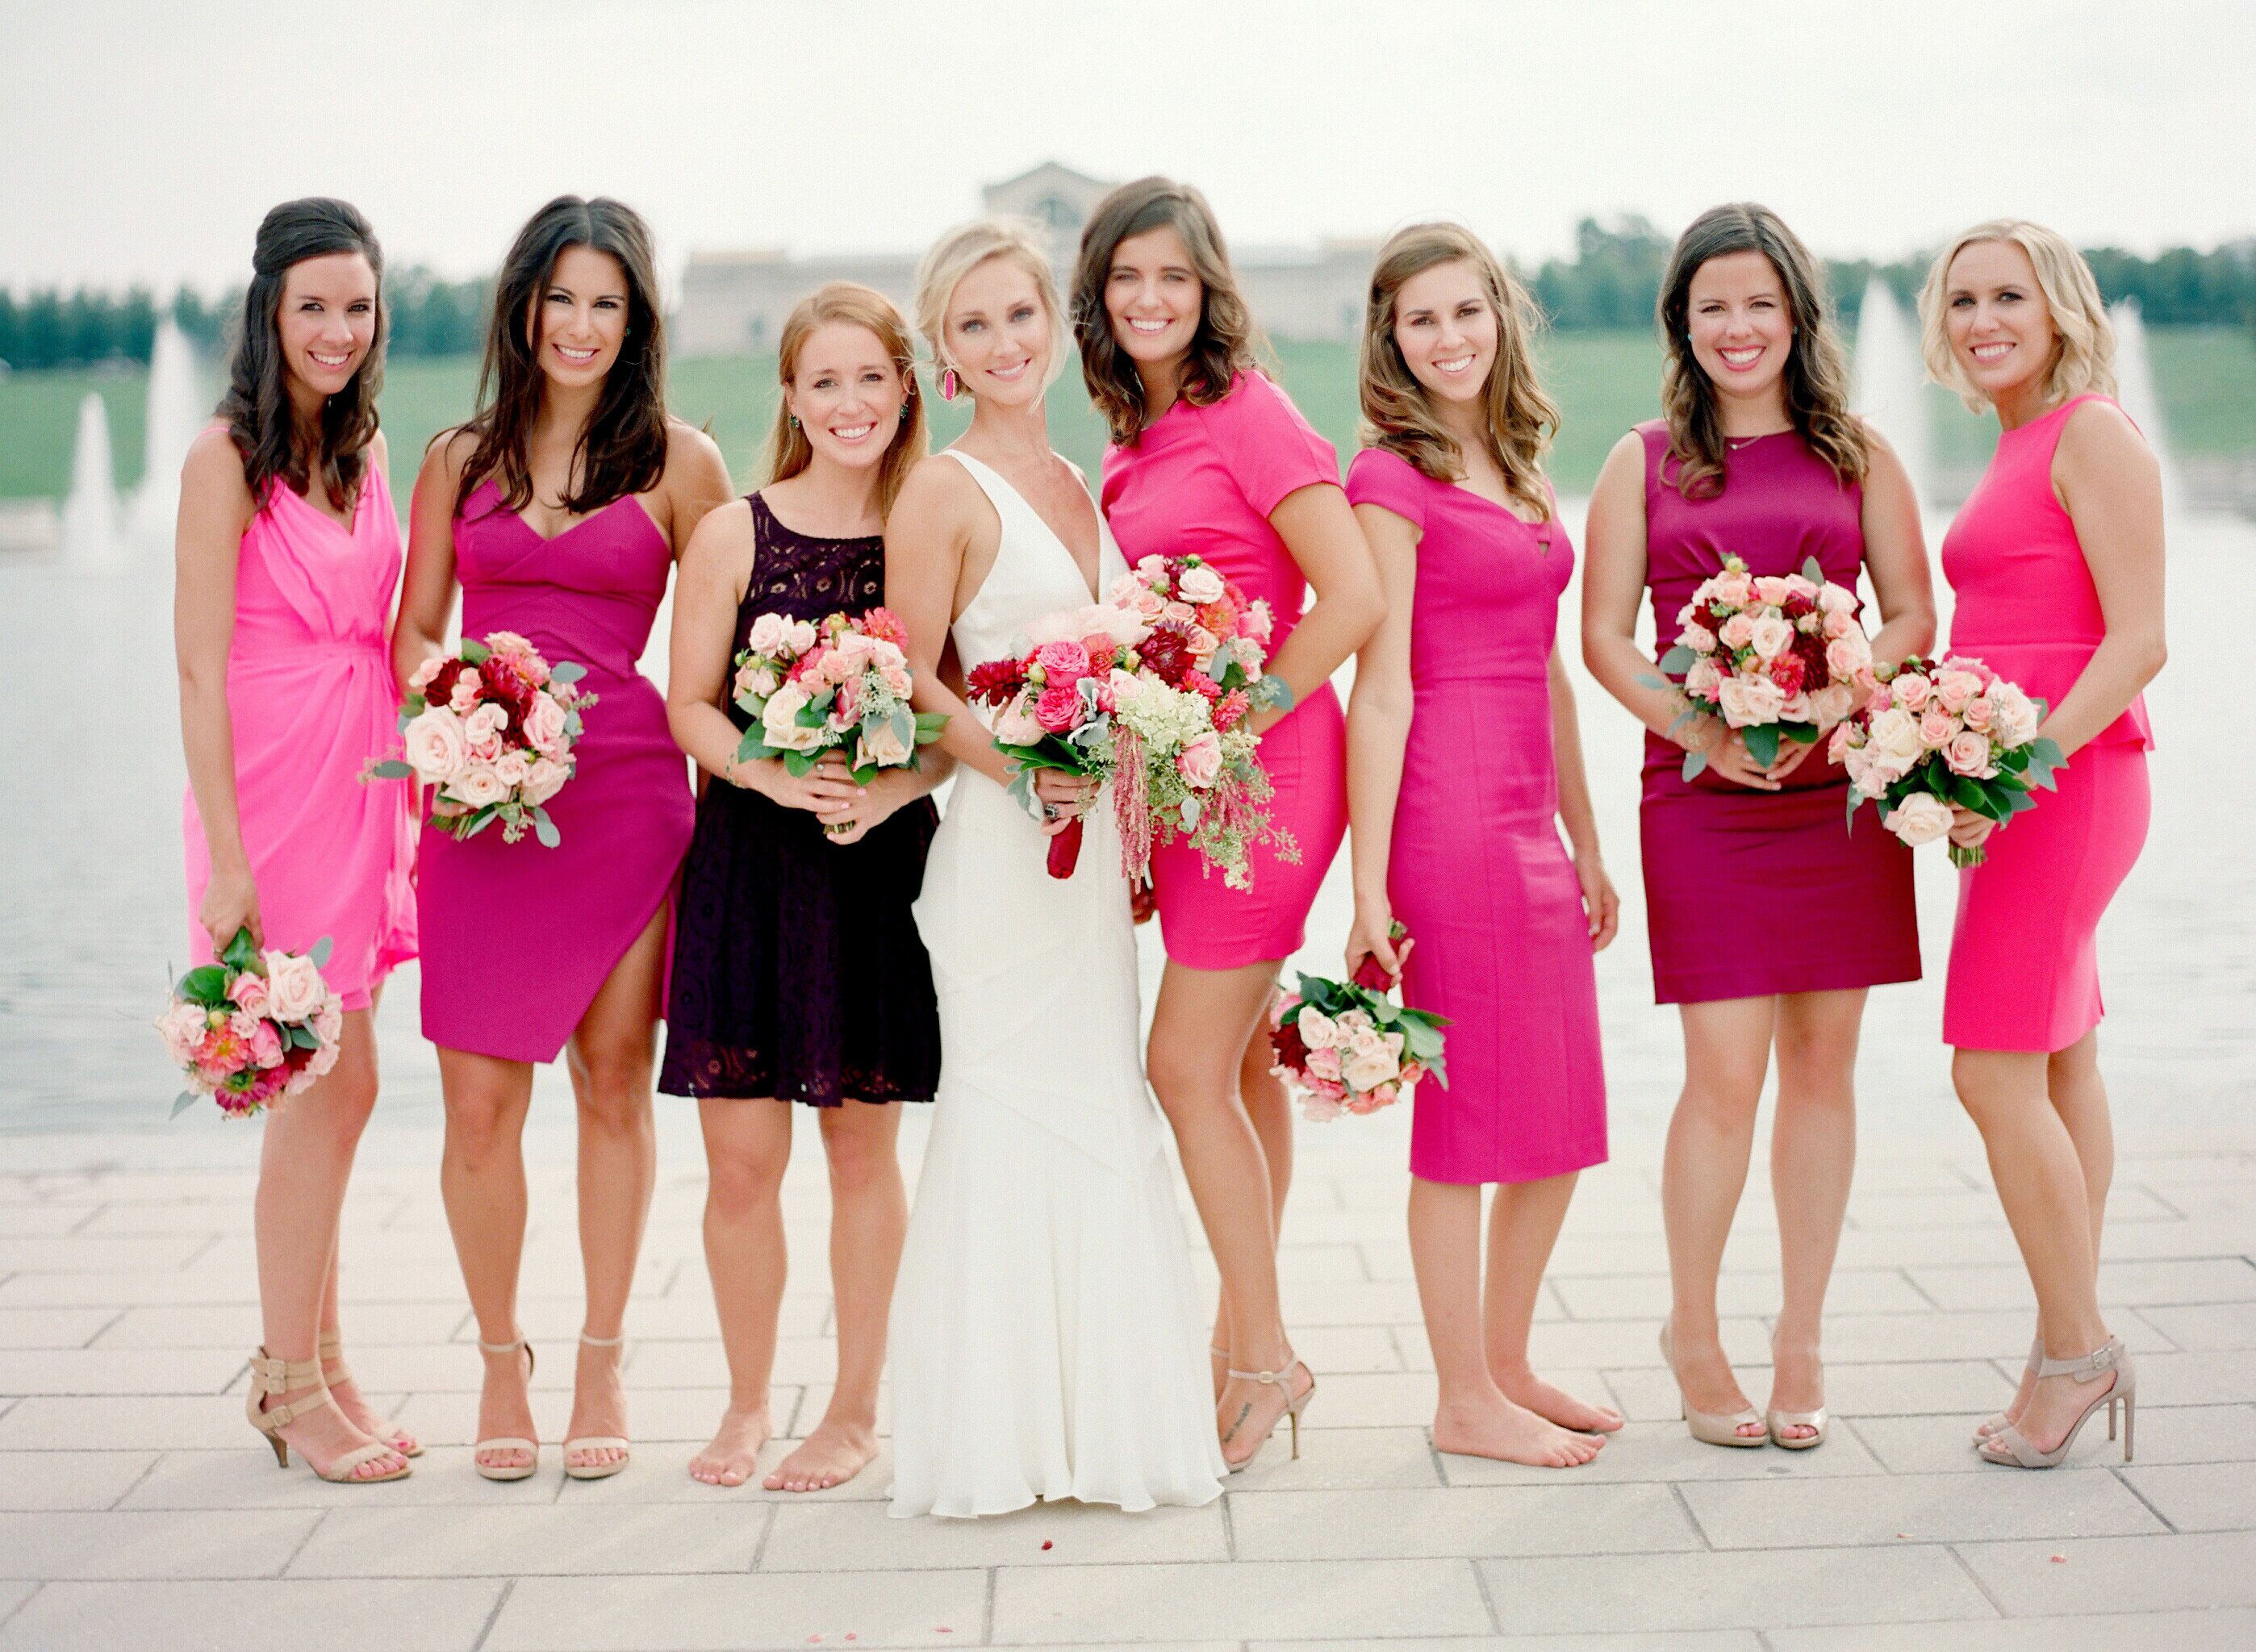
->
xmin=965 ymin=657 xmax=1028 ymax=706
xmin=1270 ymin=1017 xmax=1310 ymax=1073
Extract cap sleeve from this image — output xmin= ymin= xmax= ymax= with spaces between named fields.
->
xmin=1205 ymin=372 xmax=1339 ymax=516
xmin=1344 ymin=447 xmax=1430 ymax=532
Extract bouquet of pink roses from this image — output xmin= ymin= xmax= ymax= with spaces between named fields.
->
xmin=370 ymin=632 xmax=591 ymax=847
xmin=1834 ymin=653 xmax=2063 ymax=867
xmin=1269 ymin=933 xmax=1448 ymax=1123
xmin=729 ymin=607 xmax=946 ymax=832
xmin=158 ymin=926 xmax=343 ymax=1119
xmin=1109 ymin=550 xmax=1292 ymax=716
xmin=1647 ymin=553 xmax=1870 ymax=778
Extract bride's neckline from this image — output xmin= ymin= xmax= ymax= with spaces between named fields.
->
xmin=946 ymin=448 xmax=1103 ymax=604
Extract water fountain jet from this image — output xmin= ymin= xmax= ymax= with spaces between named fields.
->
xmin=127 ymin=317 xmax=204 ymax=549
xmin=1849 ymin=277 xmax=1936 ymax=511
xmin=61 ymin=393 xmax=119 ymax=567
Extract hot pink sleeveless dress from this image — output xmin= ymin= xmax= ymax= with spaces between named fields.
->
xmin=182 ymin=459 xmax=417 ymax=1009
xmin=1940 ymin=394 xmax=2154 ymax=1052
xmin=416 ymin=481 xmax=695 ymax=1063
xmin=1636 ymin=423 xmax=1921 ymax=1004
xmin=1346 ymin=448 xmax=1606 ymax=1185
xmin=1101 ymin=372 xmax=1348 ymax=969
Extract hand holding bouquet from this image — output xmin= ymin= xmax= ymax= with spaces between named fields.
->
xmin=1269 ymin=932 xmax=1448 ymax=1123
xmin=370 ymin=632 xmax=591 ymax=847
xmin=1645 ymin=554 xmax=1869 ymax=780
xmin=158 ymin=926 xmax=343 ymax=1119
xmin=729 ymin=607 xmax=947 ymax=835
xmin=1835 ymin=653 xmax=2063 ymax=867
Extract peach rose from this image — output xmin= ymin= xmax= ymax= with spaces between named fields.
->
xmin=401 ymin=705 xmax=469 ymax=784
xmin=451 ymin=763 xmax=509 ymax=807
xmin=1990 ymin=682 xmax=2041 ymax=747
xmin=1884 ymin=791 xmax=1953 ymax=847
xmin=857 ymin=717 xmax=913 ymax=770
xmin=1678 ymin=622 xmax=1718 ymax=655
xmin=263 ymin=950 xmax=328 ymax=1023
xmin=1818 ymin=582 xmax=1858 ymax=615
xmin=1944 ymin=731 xmax=1997 ymax=778
xmin=1176 ymin=732 xmax=1223 ymax=790
xmin=1935 ymin=668 xmax=1987 ymax=715
xmin=761 ymin=682 xmax=825 ymax=752
xmin=1748 ymin=615 xmax=1794 ymax=661
xmin=1753 ymin=575 xmax=1794 ymax=606
xmin=1962 ymin=695 xmax=1995 ymax=732
xmin=1295 ymin=1008 xmax=1341 ymax=1051
xmin=1890 ymin=671 xmax=1932 ymax=712
xmin=1716 ymin=674 xmax=1786 ymax=728
xmin=1918 ymin=707 xmax=1957 ymax=749
xmin=523 ymin=691 xmax=569 ymax=757
xmin=1825 ymin=632 xmax=1871 ymax=678
xmin=1719 ymin=612 xmax=1757 ymax=651
xmin=494 ymin=751 xmax=532 ymax=789
xmin=521 ymin=757 xmax=570 ymax=807
xmin=1176 ymin=562 xmax=1226 ymax=604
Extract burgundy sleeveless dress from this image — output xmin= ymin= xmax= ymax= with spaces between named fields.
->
xmin=658 ymin=494 xmax=940 ymax=1105
xmin=1636 ymin=423 xmax=1920 ymax=1004
xmin=417 ymin=481 xmax=695 ymax=1063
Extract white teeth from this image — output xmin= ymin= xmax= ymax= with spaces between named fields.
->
xmin=833 ymin=424 xmax=875 ymax=440
xmin=1973 ymin=343 xmax=2012 ymax=361
xmin=556 ymin=345 xmax=597 ymax=361
xmin=1435 ymin=356 xmax=1474 ymax=373
xmin=1129 ymin=319 xmax=1171 ymax=333
xmin=1720 ymin=348 xmax=1762 ymax=365
xmin=311 ymin=352 xmax=351 ymax=366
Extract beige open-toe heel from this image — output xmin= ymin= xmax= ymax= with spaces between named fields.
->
xmin=562 ymin=1331 xmax=631 ymax=1481
xmin=1222 ymin=1357 xmax=1316 ymax=1473
xmin=1974 ymin=1332 xmax=2042 ymax=1446
xmin=1978 ymin=1337 xmax=2134 ymax=1469
xmin=245 ymin=1348 xmax=410 ymax=1483
xmin=1660 ymin=1321 xmax=1765 ymax=1448
xmin=473 ymin=1336 xmax=541 ymax=1483
xmin=319 ymin=1329 xmax=422 ymax=1458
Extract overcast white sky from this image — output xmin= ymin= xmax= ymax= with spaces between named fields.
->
xmin=4 ymin=0 xmax=2250 ymax=294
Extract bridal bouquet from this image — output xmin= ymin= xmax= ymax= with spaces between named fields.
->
xmin=1834 ymin=653 xmax=2063 ymax=867
xmin=1648 ymin=554 xmax=1870 ymax=778
xmin=158 ymin=926 xmax=343 ymax=1119
xmin=1109 ymin=551 xmax=1291 ymax=715
xmin=731 ymin=608 xmax=946 ymax=832
xmin=1268 ymin=930 xmax=1448 ymax=1123
xmin=370 ymin=632 xmax=591 ymax=847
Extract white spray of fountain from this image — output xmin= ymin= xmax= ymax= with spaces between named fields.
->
xmin=61 ymin=393 xmax=119 ymax=567
xmin=1849 ymin=276 xmax=1936 ymax=511
xmin=127 ymin=316 xmax=207 ymax=549
xmin=2108 ymin=298 xmax=2183 ymax=516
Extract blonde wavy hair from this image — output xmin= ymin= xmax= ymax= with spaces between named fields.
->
xmin=764 ymin=282 xmax=928 ymax=514
xmin=1920 ymin=219 xmax=2118 ymax=413
xmin=1357 ymin=223 xmax=1556 ymax=522
xmin=911 ymin=218 xmax=1071 ymax=397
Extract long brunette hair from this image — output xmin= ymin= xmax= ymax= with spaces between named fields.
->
xmin=217 ymin=198 xmax=385 ymax=512
xmin=454 ymin=195 xmax=669 ymax=518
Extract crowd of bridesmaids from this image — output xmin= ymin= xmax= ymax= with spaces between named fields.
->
xmin=171 ymin=179 xmax=2166 ymax=1506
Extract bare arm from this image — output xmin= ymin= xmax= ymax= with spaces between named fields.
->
xmin=1548 ymin=649 xmax=1619 ymax=949
xmin=2044 ymin=401 xmax=2166 ymax=757
xmin=1343 ymin=501 xmax=1418 ymax=979
xmin=174 ymin=428 xmax=261 ymax=949
xmin=1258 ymin=482 xmax=1384 ymax=733
xmin=392 ymin=432 xmax=466 ymax=694
xmin=660 ymin=420 xmax=737 ymax=557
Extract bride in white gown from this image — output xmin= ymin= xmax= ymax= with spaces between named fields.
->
xmin=882 ymin=221 xmax=1226 ymax=1517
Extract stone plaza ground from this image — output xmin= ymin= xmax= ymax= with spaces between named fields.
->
xmin=2 ymin=504 xmax=2251 ymax=1648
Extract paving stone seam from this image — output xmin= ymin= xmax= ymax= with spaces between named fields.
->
xmin=747 ymin=1497 xmax=779 ymax=1571
xmin=981 ymin=1563 xmax=997 ymax=1643
xmin=1940 ymin=1541 xmax=2012 ymax=1621
xmin=0 ymin=1580 xmax=39 ymax=1633
xmin=470 ymin=1575 xmax=514 ymax=1652
xmin=1466 ymin=1546 xmax=1504 ymax=1634
xmin=64 ymin=1206 xmax=106 ymax=1237
xmin=2111 ymin=1464 xmax=2181 ymax=1533
xmin=1667 ymin=1479 xmax=1716 ymax=1548
xmin=278 ymin=1505 xmax=331 ymax=1577
xmin=1218 ymin=1483 xmax=1239 ymax=1561
xmin=107 ymin=1449 xmax=162 ymax=1512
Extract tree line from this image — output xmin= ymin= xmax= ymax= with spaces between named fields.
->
xmin=5 ymin=227 xmax=2254 ymax=370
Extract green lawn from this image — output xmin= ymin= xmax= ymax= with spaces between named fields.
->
xmin=7 ymin=326 xmax=2251 ymax=503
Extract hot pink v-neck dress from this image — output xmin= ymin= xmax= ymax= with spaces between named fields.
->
xmin=416 ymin=480 xmax=694 ymax=1063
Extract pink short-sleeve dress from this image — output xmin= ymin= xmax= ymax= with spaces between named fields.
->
xmin=1100 ymin=372 xmax=1348 ymax=969
xmin=1346 ymin=448 xmax=1606 ymax=1185
xmin=1940 ymin=394 xmax=2155 ymax=1052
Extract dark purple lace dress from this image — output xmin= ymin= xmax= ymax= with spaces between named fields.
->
xmin=658 ymin=494 xmax=941 ymax=1106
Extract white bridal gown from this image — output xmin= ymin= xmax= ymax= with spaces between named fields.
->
xmin=888 ymin=449 xmax=1226 ymax=1518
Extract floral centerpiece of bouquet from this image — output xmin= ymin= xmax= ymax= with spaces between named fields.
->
xmin=158 ymin=926 xmax=343 ymax=1119
xmin=1834 ymin=653 xmax=2063 ymax=867
xmin=1268 ymin=928 xmax=1448 ymax=1122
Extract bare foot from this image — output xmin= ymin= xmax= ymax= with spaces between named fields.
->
xmin=1767 ymin=1336 xmax=1826 ymax=1444
xmin=1494 ymin=1364 xmax=1624 ymax=1434
xmin=1661 ymin=1324 xmax=1765 ymax=1441
xmin=564 ymin=1338 xmax=629 ymax=1475
xmin=689 ymin=1403 xmax=772 ymax=1487
xmin=321 ymin=1360 xmax=420 ymax=1457
xmin=475 ymin=1341 xmax=538 ymax=1476
xmin=1433 ymin=1391 xmax=1603 ymax=1468
xmin=765 ymin=1417 xmax=877 ymax=1491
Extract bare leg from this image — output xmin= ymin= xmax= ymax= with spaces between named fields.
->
xmin=1147 ymin=958 xmax=1310 ymax=1465
xmin=769 ymin=1102 xmax=905 ymax=1491
xmin=439 ymin=1045 xmax=537 ymax=1473
xmin=1411 ymin=1178 xmax=1598 ymax=1467
xmin=561 ymin=903 xmax=668 ymax=1473
xmin=1659 ymin=995 xmax=1773 ymax=1439
xmin=1765 ymin=989 xmax=1864 ymax=1439
xmin=689 ymin=1098 xmax=790 ymax=1487
xmin=1212 ymin=1028 xmax=1296 ymax=1395
xmin=1485 ymin=1172 xmax=1621 ymax=1433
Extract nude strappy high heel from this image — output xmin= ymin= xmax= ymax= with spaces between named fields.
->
xmin=1978 ymin=1337 xmax=2134 ymax=1469
xmin=318 ymin=1329 xmax=422 ymax=1458
xmin=1221 ymin=1357 xmax=1316 ymax=1472
xmin=244 ymin=1348 xmax=410 ymax=1483
xmin=1659 ymin=1321 xmax=1765 ymax=1448
xmin=1974 ymin=1332 xmax=2043 ymax=1445
xmin=473 ymin=1336 xmax=540 ymax=1482
xmin=562 ymin=1331 xmax=631 ymax=1481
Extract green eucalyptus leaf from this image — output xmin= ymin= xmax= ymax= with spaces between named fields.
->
xmin=308 ymin=936 xmax=333 ymax=968
xmin=219 ymin=926 xmax=258 ymax=972
xmin=367 ymin=759 xmax=415 ymax=780
xmin=459 ymin=637 xmax=491 ymax=665
xmin=176 ymin=964 xmax=228 ymax=1005
xmin=1682 ymin=749 xmax=1709 ymax=782
xmin=1742 ymin=724 xmax=1780 ymax=768
xmin=549 ymin=661 xmax=586 ymax=685
xmin=171 ymin=1091 xmax=199 ymax=1120
xmin=1656 ymin=644 xmax=1697 ymax=674
xmin=533 ymin=807 xmax=561 ymax=849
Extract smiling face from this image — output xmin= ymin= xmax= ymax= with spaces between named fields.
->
xmin=942 ymin=253 xmax=1052 ymax=409
xmin=528 ymin=243 xmax=631 ymax=390
xmin=276 ymin=251 xmax=378 ymax=403
xmin=1686 ymin=248 xmax=1795 ymax=403
xmin=1942 ymin=238 xmax=2056 ymax=407
xmin=1105 ymin=224 xmax=1202 ymax=371
xmin=783 ymin=320 xmax=906 ymax=471
xmin=1393 ymin=259 xmax=1498 ymax=410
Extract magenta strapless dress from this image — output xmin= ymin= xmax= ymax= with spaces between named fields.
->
xmin=416 ymin=481 xmax=694 ymax=1063
xmin=1635 ymin=423 xmax=1921 ymax=1004
xmin=1941 ymin=394 xmax=2154 ymax=1053
xmin=182 ymin=463 xmax=417 ymax=1008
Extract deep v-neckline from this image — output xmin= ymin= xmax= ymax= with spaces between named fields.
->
xmin=949 ymin=449 xmax=1103 ymax=603
xmin=487 ymin=482 xmax=665 ymax=548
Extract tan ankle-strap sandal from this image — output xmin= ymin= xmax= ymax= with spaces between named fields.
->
xmin=245 ymin=1348 xmax=409 ymax=1483
xmin=474 ymin=1337 xmax=541 ymax=1482
xmin=318 ymin=1329 xmax=423 ymax=1458
xmin=563 ymin=1331 xmax=631 ymax=1481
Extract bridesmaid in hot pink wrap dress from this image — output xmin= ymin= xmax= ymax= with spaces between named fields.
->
xmin=1074 ymin=178 xmax=1384 ymax=1470
xmin=1922 ymin=222 xmax=2163 ymax=1470
xmin=395 ymin=197 xmax=733 ymax=1483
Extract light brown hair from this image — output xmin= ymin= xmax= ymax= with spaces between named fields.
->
xmin=764 ymin=282 xmax=927 ymax=514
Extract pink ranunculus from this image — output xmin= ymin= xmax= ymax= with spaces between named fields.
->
xmin=228 ymin=971 xmax=269 ymax=1014
xmin=1176 ymin=732 xmax=1223 ymax=789
xmin=1034 ymin=682 xmax=1084 ymax=733
xmin=1034 ymin=640 xmax=1091 ymax=685
xmin=249 ymin=1020 xmax=286 ymax=1070
xmin=1884 ymin=791 xmax=1954 ymax=848
xmin=157 ymin=1000 xmax=208 ymax=1064
xmin=994 ymin=688 xmax=1046 ymax=746
xmin=1891 ymin=671 xmax=1932 ymax=712
xmin=1918 ymin=707 xmax=1957 ymax=749
xmin=1945 ymin=730 xmax=1997 ymax=778
xmin=1719 ymin=612 xmax=1757 ymax=650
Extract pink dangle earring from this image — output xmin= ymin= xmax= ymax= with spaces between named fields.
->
xmin=939 ymin=366 xmax=959 ymax=403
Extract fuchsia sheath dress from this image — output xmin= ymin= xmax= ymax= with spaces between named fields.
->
xmin=1636 ymin=422 xmax=1921 ymax=1004
xmin=1940 ymin=394 xmax=2154 ymax=1053
xmin=416 ymin=482 xmax=695 ymax=1063
xmin=1346 ymin=449 xmax=1606 ymax=1185
xmin=182 ymin=459 xmax=417 ymax=1008
xmin=1101 ymin=372 xmax=1348 ymax=969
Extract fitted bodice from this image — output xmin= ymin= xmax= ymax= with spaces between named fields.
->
xmin=231 ymin=460 xmax=403 ymax=664
xmin=453 ymin=479 xmax=672 ymax=683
